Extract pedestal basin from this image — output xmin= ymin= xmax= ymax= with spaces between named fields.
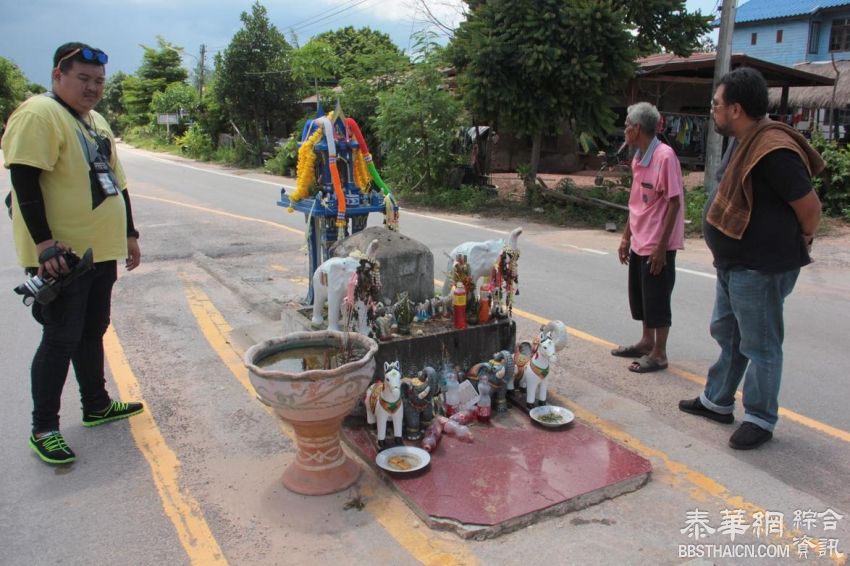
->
xmin=244 ymin=331 xmax=378 ymax=495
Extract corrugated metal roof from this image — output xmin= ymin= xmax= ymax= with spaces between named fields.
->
xmin=734 ymin=0 xmax=850 ymax=24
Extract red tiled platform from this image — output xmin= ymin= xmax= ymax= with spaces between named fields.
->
xmin=343 ymin=410 xmax=652 ymax=539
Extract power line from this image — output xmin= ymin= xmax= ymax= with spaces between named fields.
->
xmin=287 ymin=0 xmax=374 ymax=33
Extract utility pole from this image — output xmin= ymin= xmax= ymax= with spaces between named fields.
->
xmin=197 ymin=44 xmax=207 ymax=99
xmin=704 ymin=0 xmax=737 ymax=193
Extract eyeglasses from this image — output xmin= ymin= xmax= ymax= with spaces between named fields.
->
xmin=710 ymin=99 xmax=726 ymax=109
xmin=56 ymin=47 xmax=109 ymax=68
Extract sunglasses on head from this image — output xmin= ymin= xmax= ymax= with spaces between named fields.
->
xmin=56 ymin=47 xmax=108 ymax=68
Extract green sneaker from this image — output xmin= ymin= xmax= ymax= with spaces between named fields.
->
xmin=29 ymin=431 xmax=76 ymax=464
xmin=82 ymin=400 xmax=144 ymax=427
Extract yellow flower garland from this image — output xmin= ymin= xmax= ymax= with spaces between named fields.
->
xmin=352 ymin=149 xmax=371 ymax=191
xmin=290 ymin=128 xmax=324 ymax=204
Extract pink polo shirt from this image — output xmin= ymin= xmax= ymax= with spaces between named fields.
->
xmin=628 ymin=140 xmax=685 ymax=256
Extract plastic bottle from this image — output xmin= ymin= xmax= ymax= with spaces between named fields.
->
xmin=452 ymin=282 xmax=467 ymax=329
xmin=477 ymin=375 xmax=492 ymax=423
xmin=421 ymin=420 xmax=443 ymax=453
xmin=439 ymin=416 xmax=474 ymax=442
xmin=449 ymin=408 xmax=476 ymax=425
xmin=444 ymin=372 xmax=460 ymax=417
xmin=478 ymin=278 xmax=491 ymax=323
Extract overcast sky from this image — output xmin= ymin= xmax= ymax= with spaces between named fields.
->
xmin=1 ymin=0 xmax=720 ymax=87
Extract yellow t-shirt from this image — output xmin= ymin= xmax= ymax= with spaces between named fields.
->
xmin=2 ymin=94 xmax=128 ymax=267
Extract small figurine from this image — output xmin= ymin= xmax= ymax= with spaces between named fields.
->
xmin=373 ymin=314 xmax=394 ymax=341
xmin=392 ymin=292 xmax=415 ymax=335
xmin=514 ymin=321 xmax=568 ymax=410
xmin=414 ymin=301 xmax=430 ymax=322
xmin=467 ymin=350 xmax=515 ymax=413
xmin=365 ymin=361 xmax=404 ymax=450
xmin=401 ymin=366 xmax=439 ymax=440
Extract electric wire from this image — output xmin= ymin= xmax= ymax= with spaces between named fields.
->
xmin=287 ymin=0 xmax=375 ymax=33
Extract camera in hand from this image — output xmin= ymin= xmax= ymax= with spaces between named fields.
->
xmin=13 ymin=248 xmax=94 ymax=306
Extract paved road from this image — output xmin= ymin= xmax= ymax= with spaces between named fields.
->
xmin=1 ymin=145 xmax=848 ymax=565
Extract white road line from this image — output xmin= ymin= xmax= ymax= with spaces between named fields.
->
xmin=563 ymin=244 xmax=609 ymax=255
xmin=138 ymin=153 xmax=295 ymax=189
xmin=676 ymin=267 xmax=716 ymax=279
xmin=401 ymin=210 xmax=508 ymax=234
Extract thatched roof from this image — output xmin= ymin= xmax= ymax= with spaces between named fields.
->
xmin=768 ymin=61 xmax=850 ymax=109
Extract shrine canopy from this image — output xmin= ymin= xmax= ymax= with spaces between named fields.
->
xmin=633 ymin=52 xmax=834 ymax=115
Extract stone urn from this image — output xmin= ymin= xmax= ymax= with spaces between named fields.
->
xmin=244 ymin=330 xmax=378 ymax=495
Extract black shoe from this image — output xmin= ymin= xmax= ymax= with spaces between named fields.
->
xmin=82 ymin=400 xmax=144 ymax=427
xmin=729 ymin=422 xmax=773 ymax=450
xmin=678 ymin=397 xmax=734 ymax=424
xmin=29 ymin=431 xmax=76 ymax=464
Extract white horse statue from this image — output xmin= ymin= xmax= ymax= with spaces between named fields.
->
xmin=512 ymin=320 xmax=568 ymax=409
xmin=442 ymin=227 xmax=522 ymax=296
xmin=365 ymin=361 xmax=404 ymax=449
xmin=311 ymin=239 xmax=379 ymax=335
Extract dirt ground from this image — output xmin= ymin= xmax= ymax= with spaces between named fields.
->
xmin=490 ymin=170 xmax=706 ymax=201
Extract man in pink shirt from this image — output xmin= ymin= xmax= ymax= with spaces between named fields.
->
xmin=611 ymin=102 xmax=685 ymax=373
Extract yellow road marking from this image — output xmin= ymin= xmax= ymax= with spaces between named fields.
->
xmin=182 ymin=280 xmax=479 ymax=566
xmin=133 ymin=194 xmax=303 ymax=235
xmin=104 ymin=327 xmax=227 ymax=565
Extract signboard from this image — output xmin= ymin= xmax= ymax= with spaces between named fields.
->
xmin=157 ymin=113 xmax=180 ymax=125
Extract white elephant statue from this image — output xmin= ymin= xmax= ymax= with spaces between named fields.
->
xmin=311 ymin=239 xmax=380 ymax=334
xmin=365 ymin=361 xmax=404 ymax=450
xmin=442 ymin=227 xmax=522 ymax=296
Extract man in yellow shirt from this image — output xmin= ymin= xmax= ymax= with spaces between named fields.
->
xmin=2 ymin=42 xmax=144 ymax=464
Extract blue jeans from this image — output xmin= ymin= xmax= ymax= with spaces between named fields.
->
xmin=30 ymin=261 xmax=117 ymax=433
xmin=699 ymin=268 xmax=799 ymax=432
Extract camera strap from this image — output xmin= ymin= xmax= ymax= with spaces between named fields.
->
xmin=46 ymin=93 xmax=119 ymax=203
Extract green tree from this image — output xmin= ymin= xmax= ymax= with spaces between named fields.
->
xmin=0 ymin=57 xmax=29 ymax=129
xmin=121 ymin=37 xmax=189 ymax=127
xmin=451 ymin=0 xmax=710 ymax=191
xmin=290 ymin=39 xmax=340 ymax=97
xmin=215 ymin=1 xmax=302 ymax=164
xmin=96 ymin=71 xmax=127 ymax=133
xmin=150 ymin=82 xmax=199 ymax=116
xmin=313 ymin=26 xmax=407 ymax=81
xmin=375 ymin=43 xmax=462 ymax=196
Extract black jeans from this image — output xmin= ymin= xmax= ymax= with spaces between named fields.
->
xmin=30 ymin=261 xmax=117 ymax=433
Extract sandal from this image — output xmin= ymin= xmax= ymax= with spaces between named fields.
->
xmin=628 ymin=355 xmax=668 ymax=373
xmin=611 ymin=344 xmax=649 ymax=358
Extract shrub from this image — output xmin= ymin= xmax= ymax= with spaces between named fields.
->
xmin=175 ymin=123 xmax=214 ymax=161
xmin=684 ymin=186 xmax=708 ymax=235
xmin=264 ymin=136 xmax=299 ymax=175
xmin=809 ymin=131 xmax=850 ymax=220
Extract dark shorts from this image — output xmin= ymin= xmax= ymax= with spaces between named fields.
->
xmin=628 ymin=250 xmax=676 ymax=328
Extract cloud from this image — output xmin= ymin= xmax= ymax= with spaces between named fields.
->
xmin=323 ymin=0 xmax=465 ymax=27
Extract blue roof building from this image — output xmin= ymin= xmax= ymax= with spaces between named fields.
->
xmin=726 ymin=0 xmax=850 ymax=66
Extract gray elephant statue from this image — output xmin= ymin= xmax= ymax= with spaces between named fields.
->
xmin=465 ymin=350 xmax=516 ymax=412
xmin=401 ymin=366 xmax=440 ymax=440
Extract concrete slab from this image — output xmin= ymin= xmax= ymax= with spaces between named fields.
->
xmin=343 ymin=408 xmax=652 ymax=540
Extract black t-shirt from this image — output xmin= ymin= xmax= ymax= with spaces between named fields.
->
xmin=704 ymin=148 xmax=812 ymax=273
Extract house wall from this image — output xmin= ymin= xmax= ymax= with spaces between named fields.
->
xmin=731 ymin=9 xmax=850 ymax=66
xmin=810 ymin=11 xmax=850 ymax=61
xmin=732 ymin=19 xmax=810 ymax=66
